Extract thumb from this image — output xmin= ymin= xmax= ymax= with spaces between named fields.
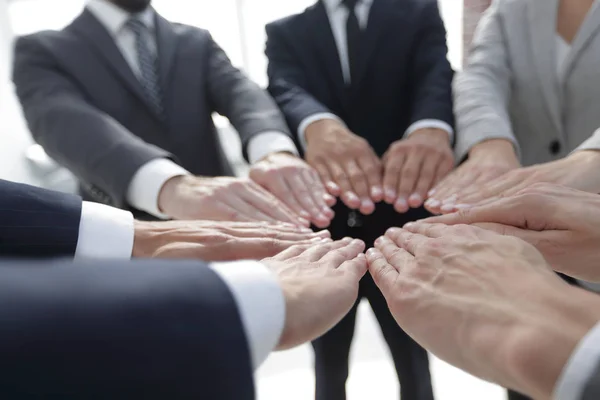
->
xmin=473 ymin=222 xmax=553 ymax=250
xmin=366 ymin=248 xmax=398 ymax=295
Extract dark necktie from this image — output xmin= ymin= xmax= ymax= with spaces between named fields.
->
xmin=126 ymin=18 xmax=165 ymax=120
xmin=343 ymin=0 xmax=361 ymax=85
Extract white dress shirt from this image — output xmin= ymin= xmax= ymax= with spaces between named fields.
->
xmin=297 ymin=0 xmax=454 ymax=149
xmin=74 ymin=201 xmax=285 ymax=369
xmin=86 ymin=0 xmax=298 ymax=218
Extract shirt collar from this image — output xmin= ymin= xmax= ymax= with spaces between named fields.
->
xmin=322 ymin=0 xmax=374 ymax=13
xmin=86 ymin=0 xmax=155 ymax=36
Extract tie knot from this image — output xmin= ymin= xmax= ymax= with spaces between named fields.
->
xmin=342 ymin=0 xmax=359 ymax=10
xmin=125 ymin=18 xmax=146 ymax=35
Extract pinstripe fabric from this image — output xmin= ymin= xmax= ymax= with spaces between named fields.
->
xmin=126 ymin=18 xmax=164 ymax=120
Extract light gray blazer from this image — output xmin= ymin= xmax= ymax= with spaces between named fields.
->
xmin=454 ymin=0 xmax=600 ymax=165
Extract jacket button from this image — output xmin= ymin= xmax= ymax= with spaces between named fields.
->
xmin=549 ymin=140 xmax=562 ymax=155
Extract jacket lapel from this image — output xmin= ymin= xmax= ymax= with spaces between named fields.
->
xmin=69 ymin=9 xmax=164 ymax=122
xmin=562 ymin=0 xmax=600 ymax=80
xmin=527 ymin=0 xmax=562 ymax=132
xmin=309 ymin=2 xmax=348 ymax=110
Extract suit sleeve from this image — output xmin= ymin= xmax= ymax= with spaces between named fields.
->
xmin=204 ymin=33 xmax=292 ymax=160
xmin=408 ymin=0 xmax=454 ymax=134
xmin=265 ymin=22 xmax=334 ymax=136
xmin=12 ymin=35 xmax=171 ymax=208
xmin=453 ymin=0 xmax=518 ymax=162
xmin=0 ymin=259 xmax=256 ymax=399
xmin=0 ymin=179 xmax=81 ymax=258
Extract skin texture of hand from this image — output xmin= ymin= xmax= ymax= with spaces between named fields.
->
xmin=423 ymin=183 xmax=600 ymax=282
xmin=382 ymin=128 xmax=454 ymax=213
xmin=367 ymin=224 xmax=600 ymax=400
xmin=158 ymin=175 xmax=307 ymax=226
xmin=434 ymin=150 xmax=600 ymax=214
xmin=249 ymin=152 xmax=336 ymax=229
xmin=263 ymin=238 xmax=367 ymax=350
xmin=132 ymin=220 xmax=331 ymax=260
xmin=426 ymin=139 xmax=520 ymax=214
xmin=305 ymin=119 xmax=383 ymax=215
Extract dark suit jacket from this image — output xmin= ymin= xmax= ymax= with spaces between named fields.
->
xmin=13 ymin=8 xmax=291 ymax=211
xmin=0 ymin=179 xmax=82 ymax=258
xmin=265 ymin=0 xmax=454 ymax=157
xmin=0 ymin=258 xmax=254 ymax=399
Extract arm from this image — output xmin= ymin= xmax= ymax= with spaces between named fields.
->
xmin=406 ymin=0 xmax=455 ymax=139
xmin=204 ymin=33 xmax=295 ymax=161
xmin=453 ymin=0 xmax=518 ymax=161
xmin=12 ymin=35 xmax=170 ymax=208
xmin=0 ymin=260 xmax=265 ymax=399
xmin=265 ymin=22 xmax=341 ymax=144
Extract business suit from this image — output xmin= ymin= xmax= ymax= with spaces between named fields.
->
xmin=0 ymin=258 xmax=254 ymax=399
xmin=12 ymin=4 xmax=291 ymax=215
xmin=583 ymin=363 xmax=600 ymax=399
xmin=266 ymin=0 xmax=453 ymax=398
xmin=454 ymin=0 xmax=600 ymax=164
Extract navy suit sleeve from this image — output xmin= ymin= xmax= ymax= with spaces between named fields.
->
xmin=408 ymin=0 xmax=455 ymax=130
xmin=265 ymin=22 xmax=332 ymax=135
xmin=0 ymin=259 xmax=255 ymax=400
xmin=0 ymin=179 xmax=81 ymax=258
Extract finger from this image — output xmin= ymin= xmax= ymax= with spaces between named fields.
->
xmin=432 ymin=157 xmax=455 ymax=189
xmin=452 ymin=176 xmax=519 ymax=208
xmin=287 ymin=172 xmax=324 ymax=221
xmin=427 ymin=168 xmax=479 ymax=210
xmin=321 ymin=239 xmax=366 ymax=264
xmin=223 ymin=221 xmax=318 ymax=234
xmin=304 ymin=237 xmax=355 ymax=262
xmin=231 ymin=236 xmax=336 ymax=260
xmin=398 ymin=223 xmax=448 ymax=239
xmin=380 ymin=228 xmax=429 ymax=256
xmin=328 ymin=161 xmax=361 ymax=209
xmin=243 ymin=184 xmax=309 ymax=226
xmin=409 ymin=156 xmax=439 ymax=208
xmin=218 ymin=201 xmax=276 ymax=223
xmin=366 ymin=248 xmax=402 ymax=294
xmin=338 ymin=253 xmax=369 ymax=280
xmin=272 ymin=239 xmax=332 ymax=260
xmin=344 ymin=160 xmax=375 ymax=214
xmin=298 ymin=169 xmax=335 ymax=227
xmin=267 ymin=173 xmax=311 ymax=220
xmin=314 ymin=162 xmax=341 ymax=197
xmin=373 ymin=235 xmax=416 ymax=267
xmin=357 ymin=154 xmax=383 ymax=203
xmin=396 ymin=151 xmax=424 ymax=213
xmin=383 ymin=154 xmax=405 ymax=204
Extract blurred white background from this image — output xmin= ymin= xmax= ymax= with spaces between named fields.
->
xmin=0 ymin=1 xmax=505 ymax=398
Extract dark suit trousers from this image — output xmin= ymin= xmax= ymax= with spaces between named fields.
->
xmin=312 ymin=202 xmax=434 ymax=400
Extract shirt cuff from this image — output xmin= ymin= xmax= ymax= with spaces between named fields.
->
xmin=297 ymin=112 xmax=346 ymax=151
xmin=554 ymin=321 xmax=600 ymax=400
xmin=126 ymin=158 xmax=190 ymax=219
xmin=209 ymin=261 xmax=285 ymax=370
xmin=404 ymin=119 xmax=454 ymax=142
xmin=247 ymin=131 xmax=299 ymax=164
xmin=75 ymin=201 xmax=135 ymax=260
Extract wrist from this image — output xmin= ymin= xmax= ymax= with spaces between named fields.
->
xmin=305 ymin=119 xmax=345 ymax=144
xmin=469 ymin=139 xmax=517 ymax=160
xmin=409 ymin=128 xmax=451 ymax=145
xmin=506 ymin=286 xmax=600 ymax=399
xmin=132 ymin=220 xmax=162 ymax=258
xmin=157 ymin=175 xmax=186 ymax=215
xmin=566 ymin=150 xmax=600 ymax=191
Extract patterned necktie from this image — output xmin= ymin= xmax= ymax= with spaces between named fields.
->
xmin=343 ymin=0 xmax=361 ymax=85
xmin=126 ymin=18 xmax=165 ymax=120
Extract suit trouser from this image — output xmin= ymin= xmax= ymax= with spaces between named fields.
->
xmin=312 ymin=203 xmax=434 ymax=400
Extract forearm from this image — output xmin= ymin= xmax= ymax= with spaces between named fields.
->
xmin=563 ymin=150 xmax=600 ymax=193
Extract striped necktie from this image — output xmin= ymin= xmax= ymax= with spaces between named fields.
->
xmin=126 ymin=18 xmax=165 ymax=120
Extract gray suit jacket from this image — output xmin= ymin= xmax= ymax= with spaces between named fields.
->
xmin=583 ymin=362 xmax=600 ymax=399
xmin=12 ymin=9 xmax=291 ymax=210
xmin=454 ymin=0 xmax=600 ymax=165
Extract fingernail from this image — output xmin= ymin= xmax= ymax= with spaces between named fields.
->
xmin=342 ymin=237 xmax=353 ymax=243
xmin=371 ymin=186 xmax=383 ymax=198
xmin=366 ymin=248 xmax=376 ymax=257
xmin=374 ymin=237 xmax=383 ymax=246
xmin=395 ymin=197 xmax=408 ymax=210
xmin=345 ymin=192 xmax=360 ymax=204
xmin=361 ymin=199 xmax=374 ymax=209
xmin=386 ymin=227 xmax=401 ymax=235
xmin=426 ymin=199 xmax=440 ymax=208
xmin=316 ymin=230 xmax=331 ymax=237
xmin=327 ymin=182 xmax=340 ymax=192
xmin=299 ymin=210 xmax=311 ymax=219
xmin=385 ymin=188 xmax=396 ymax=199
xmin=403 ymin=222 xmax=415 ymax=229
xmin=300 ymin=227 xmax=313 ymax=232
xmin=409 ymin=193 xmax=423 ymax=205
xmin=298 ymin=217 xmax=310 ymax=226
xmin=428 ymin=188 xmax=436 ymax=196
xmin=351 ymin=239 xmax=363 ymax=246
xmin=324 ymin=194 xmax=336 ymax=203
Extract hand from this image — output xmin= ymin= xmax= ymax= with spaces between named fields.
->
xmin=423 ymin=183 xmax=600 ymax=281
xmin=305 ymin=119 xmax=383 ymax=215
xmin=425 ymin=139 xmax=520 ymax=214
xmin=249 ymin=152 xmax=336 ymax=229
xmin=158 ymin=175 xmax=306 ymax=226
xmin=382 ymin=129 xmax=453 ymax=213
xmin=132 ymin=220 xmax=331 ymax=260
xmin=435 ymin=150 xmax=600 ymax=214
xmin=367 ymin=224 xmax=600 ymax=400
xmin=263 ymin=238 xmax=367 ymax=350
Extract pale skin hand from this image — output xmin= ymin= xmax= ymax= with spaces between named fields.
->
xmin=423 ymin=183 xmax=600 ymax=282
xmin=158 ymin=175 xmax=306 ymax=226
xmin=305 ymin=119 xmax=383 ymax=215
xmin=132 ymin=220 xmax=331 ymax=260
xmin=425 ymin=139 xmax=520 ymax=214
xmin=366 ymin=224 xmax=600 ymax=399
xmin=249 ymin=152 xmax=336 ymax=229
xmin=435 ymin=150 xmax=600 ymax=214
xmin=262 ymin=238 xmax=368 ymax=350
xmin=382 ymin=128 xmax=454 ymax=213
